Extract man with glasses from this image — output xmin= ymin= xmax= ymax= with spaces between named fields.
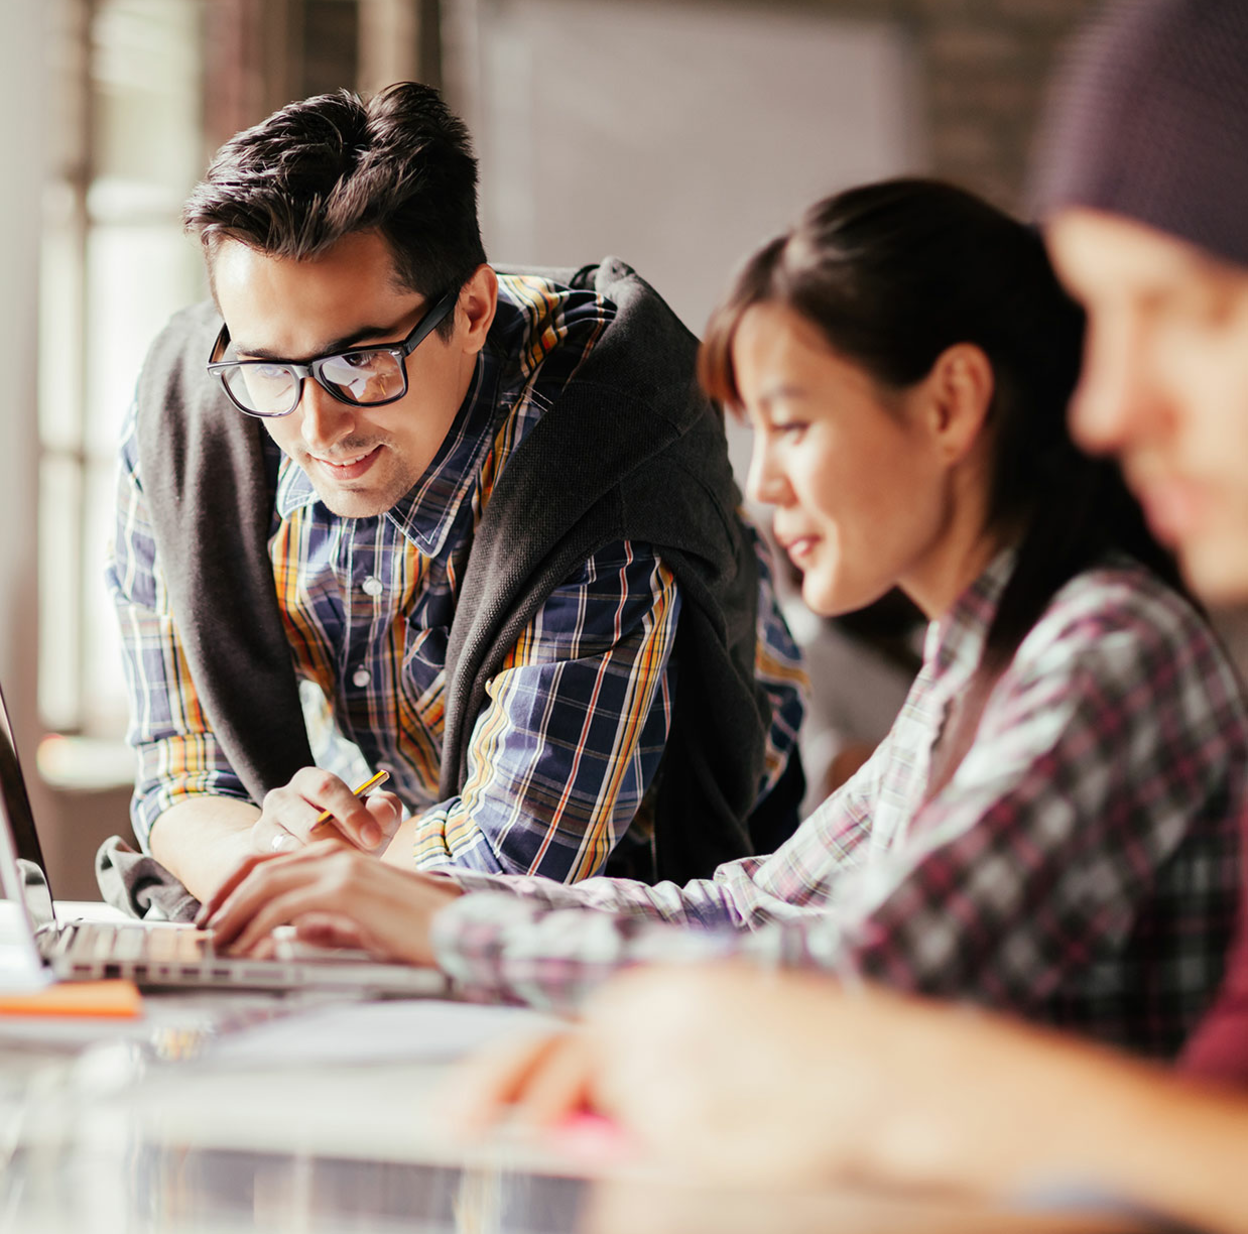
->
xmin=106 ymin=83 xmax=804 ymax=908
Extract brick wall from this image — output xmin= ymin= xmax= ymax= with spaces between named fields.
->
xmin=905 ymin=0 xmax=1100 ymax=209
xmin=669 ymin=0 xmax=1102 ymax=212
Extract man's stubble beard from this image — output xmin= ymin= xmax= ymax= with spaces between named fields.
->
xmin=303 ymin=447 xmax=417 ymax=520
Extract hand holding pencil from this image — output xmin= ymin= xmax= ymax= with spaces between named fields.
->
xmin=307 ymin=769 xmax=392 ymax=842
xmin=249 ymin=766 xmax=401 ymax=856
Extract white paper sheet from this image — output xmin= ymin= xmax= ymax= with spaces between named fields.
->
xmin=202 ymin=997 xmax=562 ymax=1067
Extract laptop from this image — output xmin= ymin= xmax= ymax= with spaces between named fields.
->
xmin=0 ymin=687 xmax=445 ymax=996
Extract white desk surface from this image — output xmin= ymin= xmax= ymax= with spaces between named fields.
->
xmin=0 ymin=929 xmax=1157 ymax=1234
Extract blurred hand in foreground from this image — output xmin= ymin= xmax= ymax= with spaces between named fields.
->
xmin=446 ymin=963 xmax=1248 ymax=1234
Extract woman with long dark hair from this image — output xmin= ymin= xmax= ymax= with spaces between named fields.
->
xmin=203 ymin=179 xmax=1248 ymax=1061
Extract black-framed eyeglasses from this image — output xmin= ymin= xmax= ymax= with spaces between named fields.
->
xmin=205 ymin=289 xmax=457 ymax=418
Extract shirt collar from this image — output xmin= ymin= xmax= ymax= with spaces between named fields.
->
xmin=922 ymin=546 xmax=1018 ymax=685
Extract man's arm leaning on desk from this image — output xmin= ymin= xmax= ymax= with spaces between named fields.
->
xmin=379 ymin=535 xmax=802 ymax=883
xmin=147 ymin=797 xmax=260 ymax=903
xmin=379 ymin=541 xmax=682 ymax=882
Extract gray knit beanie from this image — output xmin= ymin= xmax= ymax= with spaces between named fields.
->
xmin=1030 ymin=0 xmax=1248 ymax=270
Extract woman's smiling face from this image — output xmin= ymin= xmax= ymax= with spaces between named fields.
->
xmin=733 ymin=301 xmax=959 ymax=619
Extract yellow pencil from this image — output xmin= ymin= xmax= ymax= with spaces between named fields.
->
xmin=307 ymin=769 xmax=390 ymax=840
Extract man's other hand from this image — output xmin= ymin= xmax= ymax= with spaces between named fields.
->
xmin=251 ymin=767 xmax=403 ymax=856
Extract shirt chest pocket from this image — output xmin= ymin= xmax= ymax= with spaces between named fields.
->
xmin=401 ymin=626 xmax=449 ymax=732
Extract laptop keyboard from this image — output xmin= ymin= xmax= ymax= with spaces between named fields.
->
xmin=60 ymin=922 xmax=214 ymax=963
xmin=45 ymin=918 xmax=448 ymax=995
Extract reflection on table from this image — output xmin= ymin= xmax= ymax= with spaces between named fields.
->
xmin=0 ymin=992 xmax=1163 ymax=1234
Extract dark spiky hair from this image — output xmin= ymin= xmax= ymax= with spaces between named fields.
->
xmin=184 ymin=82 xmax=486 ymax=335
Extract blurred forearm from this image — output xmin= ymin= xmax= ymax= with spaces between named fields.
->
xmin=148 ymin=797 xmax=261 ymax=902
xmin=1029 ymin=1060 xmax=1248 ymax=1234
xmin=583 ymin=967 xmax=1248 ymax=1234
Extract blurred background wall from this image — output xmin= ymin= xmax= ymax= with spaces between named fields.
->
xmin=8 ymin=0 xmax=1097 ymax=897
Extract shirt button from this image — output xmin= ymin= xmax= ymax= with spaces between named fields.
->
xmin=362 ymin=576 xmax=383 ymax=597
xmin=352 ymin=668 xmax=371 ymax=688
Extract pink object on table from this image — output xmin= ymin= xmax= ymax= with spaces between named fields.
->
xmin=546 ymin=1112 xmax=634 ymax=1164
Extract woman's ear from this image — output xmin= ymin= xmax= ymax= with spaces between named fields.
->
xmin=924 ymin=343 xmax=995 ymax=464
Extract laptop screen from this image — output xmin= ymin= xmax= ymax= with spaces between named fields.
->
xmin=0 ymin=684 xmax=55 ymax=925
xmin=0 ymin=754 xmax=53 ymax=990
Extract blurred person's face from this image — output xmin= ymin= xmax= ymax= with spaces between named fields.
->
xmin=1048 ymin=209 xmax=1248 ymax=603
xmin=735 ymin=301 xmax=981 ymax=619
xmin=212 ymin=230 xmax=495 ymax=519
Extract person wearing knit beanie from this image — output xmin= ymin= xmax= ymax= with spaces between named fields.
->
xmin=1036 ymin=0 xmax=1248 ymax=1100
xmin=1033 ymin=0 xmax=1248 ymax=273
xmin=443 ymin=4 xmax=1248 ymax=1231
xmin=1035 ymin=0 xmax=1248 ymax=605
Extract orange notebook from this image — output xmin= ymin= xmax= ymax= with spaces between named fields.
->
xmin=0 ymin=979 xmax=142 ymax=1019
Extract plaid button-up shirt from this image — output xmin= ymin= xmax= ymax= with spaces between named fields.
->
xmin=108 ymin=273 xmax=806 ymax=882
xmin=434 ymin=552 xmax=1248 ymax=1057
